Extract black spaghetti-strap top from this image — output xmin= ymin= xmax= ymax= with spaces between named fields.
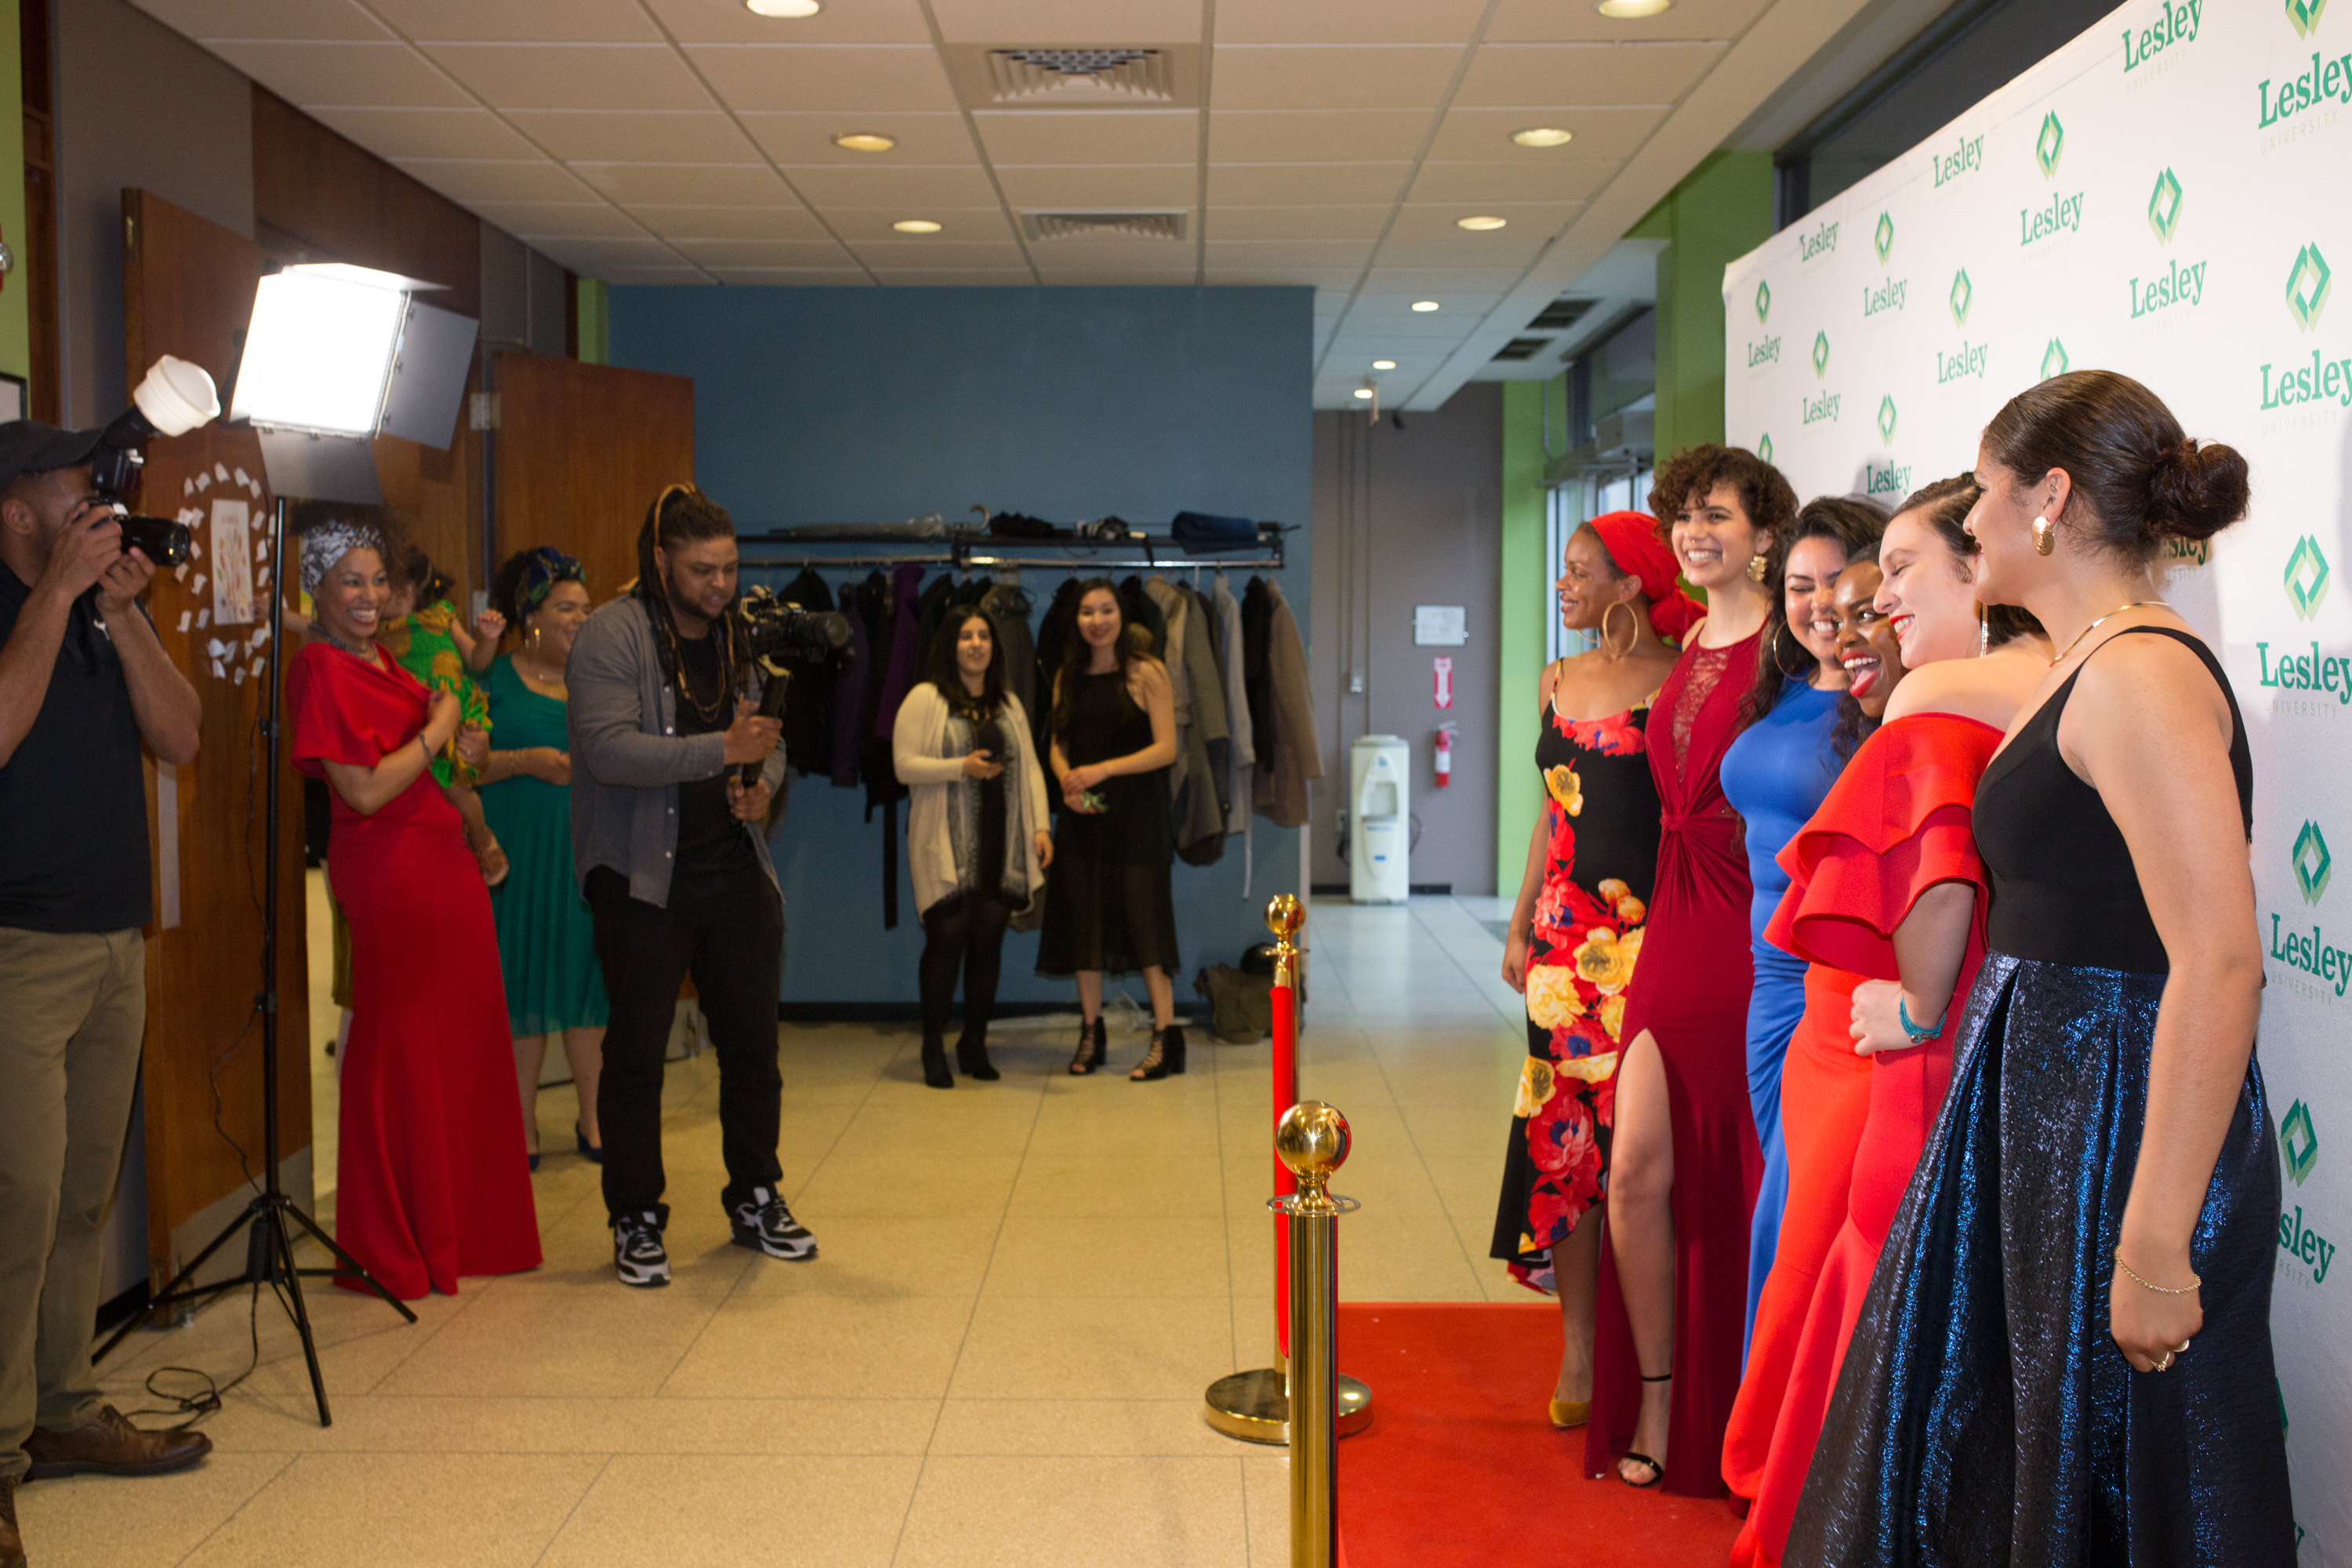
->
xmin=1973 ymin=626 xmax=2252 ymax=972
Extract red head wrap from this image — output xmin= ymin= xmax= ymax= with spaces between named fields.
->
xmin=1588 ymin=510 xmax=1704 ymax=643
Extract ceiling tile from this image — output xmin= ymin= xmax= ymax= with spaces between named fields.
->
xmin=1203 ymin=268 xmax=1366 ymax=289
xmin=393 ymin=158 xmax=598 ymax=202
xmin=1453 ymin=43 xmax=1726 ymax=108
xmin=1207 ymin=205 xmax=1389 ymax=241
xmin=1216 ymin=0 xmax=1488 ymax=45
xmin=993 ymin=165 xmax=1196 ymax=207
xmin=529 ymin=237 xmax=697 ymax=274
xmin=624 ymin=205 xmax=833 ymax=240
xmin=368 ymin=0 xmax=659 ymax=43
xmin=572 ymin=163 xmax=794 ymax=205
xmin=821 ymin=207 xmax=1017 ymax=243
xmin=1408 ymin=158 xmax=1614 ymax=205
xmin=506 ymin=111 xmax=753 ymax=163
xmin=644 ymin=0 xmax=933 ymax=45
xmin=672 ymin=239 xmax=861 ymax=267
xmin=1426 ymin=106 xmax=1666 ymax=162
xmin=1207 ymin=163 xmax=1408 ymax=205
xmin=1030 ymin=269 xmax=1201 ymax=286
xmin=306 ymin=107 xmax=538 ymax=161
xmin=474 ymin=201 xmax=650 ymax=239
xmin=1213 ymin=46 xmax=1460 ymax=111
xmin=973 ymin=111 xmax=1198 ymax=167
xmin=1207 ymin=111 xmax=1430 ymax=164
xmin=1025 ymin=237 xmax=1195 ymax=267
xmin=738 ymin=113 xmax=978 ymax=165
xmin=1359 ymin=266 xmax=1534 ymax=294
xmin=872 ymin=270 xmax=1039 ymax=286
xmin=706 ymin=268 xmax=874 ymax=286
xmin=844 ymin=241 xmax=1030 ymax=269
xmin=783 ymin=165 xmax=1004 ymax=208
xmin=927 ymin=0 xmax=1203 ymax=46
xmin=1485 ymin=0 xmax=1765 ymax=43
xmin=1347 ymin=292 xmax=1501 ymax=318
xmin=209 ymin=42 xmax=474 ymax=107
xmin=1385 ymin=201 xmax=1578 ymax=241
xmin=134 ymin=0 xmax=390 ymax=42
xmin=1376 ymin=235 xmax=1552 ymax=269
xmin=419 ymin=44 xmax=713 ymax=111
xmin=1201 ymin=240 xmax=1376 ymax=268
xmin=685 ymin=46 xmax=959 ymax=113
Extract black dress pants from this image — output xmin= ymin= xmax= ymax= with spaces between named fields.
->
xmin=586 ymin=868 xmax=784 ymax=1221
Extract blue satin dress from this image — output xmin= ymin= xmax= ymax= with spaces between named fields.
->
xmin=1719 ymin=677 xmax=1846 ymax=1354
xmin=1788 ymin=629 xmax=2295 ymax=1565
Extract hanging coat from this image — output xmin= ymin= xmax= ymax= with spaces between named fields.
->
xmin=982 ymin=580 xmax=1037 ymax=719
xmin=778 ymin=567 xmax=838 ymax=779
xmin=1211 ymin=572 xmax=1254 ymax=835
xmin=1250 ymin=579 xmax=1321 ymax=829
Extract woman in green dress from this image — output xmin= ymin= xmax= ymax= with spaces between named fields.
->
xmin=477 ymin=546 xmax=608 ymax=1167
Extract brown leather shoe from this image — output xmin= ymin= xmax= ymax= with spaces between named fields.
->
xmin=22 ymin=1404 xmax=212 ymax=1479
xmin=1 ymin=1476 xmax=26 ymax=1568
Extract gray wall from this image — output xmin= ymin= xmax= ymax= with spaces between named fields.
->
xmin=1308 ymin=386 xmax=1503 ymax=895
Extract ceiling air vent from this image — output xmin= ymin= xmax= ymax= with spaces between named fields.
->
xmin=1527 ymin=297 xmax=1597 ymax=332
xmin=988 ymin=48 xmax=1174 ymax=103
xmin=1022 ymin=211 xmax=1188 ymax=242
xmin=1491 ymin=337 xmax=1553 ymax=362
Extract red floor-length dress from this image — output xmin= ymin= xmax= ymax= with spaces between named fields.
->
xmin=288 ymin=640 xmax=542 ymax=1300
xmin=1727 ymin=713 xmax=2000 ymax=1566
xmin=1584 ymin=630 xmax=1762 ymax=1497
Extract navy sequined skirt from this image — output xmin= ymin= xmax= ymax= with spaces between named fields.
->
xmin=1787 ymin=953 xmax=2296 ymax=1566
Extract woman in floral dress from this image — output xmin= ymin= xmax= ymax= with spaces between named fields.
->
xmin=1497 ymin=512 xmax=1697 ymax=1428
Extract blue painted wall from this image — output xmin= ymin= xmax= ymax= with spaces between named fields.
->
xmin=607 ymin=285 xmax=1313 ymax=1005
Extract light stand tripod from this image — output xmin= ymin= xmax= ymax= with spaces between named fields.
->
xmin=95 ymin=493 xmax=416 ymax=1426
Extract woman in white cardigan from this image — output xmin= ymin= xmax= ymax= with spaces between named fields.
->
xmin=893 ymin=608 xmax=1054 ymax=1087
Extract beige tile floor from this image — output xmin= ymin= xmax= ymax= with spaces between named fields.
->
xmin=25 ymin=891 xmax=1538 ymax=1566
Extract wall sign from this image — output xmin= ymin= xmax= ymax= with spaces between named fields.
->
xmin=1432 ymin=655 xmax=1454 ymax=710
xmin=1413 ymin=604 xmax=1466 ymax=646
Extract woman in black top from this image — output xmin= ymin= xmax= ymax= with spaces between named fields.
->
xmin=1036 ymin=579 xmax=1182 ymax=1080
xmin=1791 ymin=371 xmax=2293 ymax=1563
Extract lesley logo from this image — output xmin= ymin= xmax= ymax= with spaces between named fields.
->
xmin=2041 ymin=339 xmax=2071 ymax=380
xmin=1813 ymin=330 xmax=1830 ymax=377
xmin=1863 ymin=459 xmax=1911 ymax=498
xmin=1757 ymin=434 xmax=1774 ymax=464
xmin=1863 ymin=278 xmax=1908 ymax=317
xmin=2132 ymin=260 xmax=2208 ymax=318
xmin=2286 ymin=0 xmax=2330 ymax=39
xmin=2263 ymin=250 xmax=2349 ymax=409
xmin=2259 ymin=49 xmax=2352 ymax=125
xmin=2296 ymin=820 xmax=2334 ymax=903
xmin=1802 ymin=392 xmax=1841 ymax=426
xmin=1747 ymin=335 xmax=1782 ymax=367
xmin=1755 ymin=280 xmax=1772 ymax=324
xmin=1797 ymin=220 xmax=1838 ymax=262
xmin=1949 ymin=269 xmax=1973 ymax=325
xmin=1876 ymin=395 xmax=1897 ymax=443
xmin=1931 ymin=133 xmax=1984 ymax=188
xmin=2125 ymin=0 xmax=2202 ymax=70
xmin=2288 ymin=535 xmax=2332 ymax=619
xmin=2035 ymin=111 xmax=2066 ymax=176
xmin=1874 ymin=212 xmax=1895 ymax=263
xmin=2282 ymin=1098 xmax=2319 ymax=1187
xmin=2021 ymin=191 xmax=2085 ymax=245
xmin=2148 ymin=168 xmax=2183 ymax=242
xmin=1937 ymin=343 xmax=1991 ymax=383
xmin=2280 ymin=1203 xmax=2336 ymax=1283
xmin=2288 ymin=243 xmax=2333 ymax=328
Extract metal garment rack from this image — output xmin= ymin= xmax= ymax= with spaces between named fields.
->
xmin=734 ymin=525 xmax=1288 ymax=578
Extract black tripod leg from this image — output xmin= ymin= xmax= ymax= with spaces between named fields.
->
xmin=267 ymin=1207 xmax=333 ymax=1427
xmin=281 ymin=1200 xmax=418 ymax=1324
xmin=93 ymin=1202 xmax=254 ymax=1363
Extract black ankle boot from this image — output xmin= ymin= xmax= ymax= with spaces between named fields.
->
xmin=920 ymin=1034 xmax=953 ymax=1089
xmin=1131 ymin=1023 xmax=1186 ymax=1080
xmin=956 ymin=1025 xmax=1000 ymax=1081
xmin=1069 ymin=1017 xmax=1107 ymax=1075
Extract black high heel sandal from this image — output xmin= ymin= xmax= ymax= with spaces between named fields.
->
xmin=1130 ymin=1024 xmax=1186 ymax=1081
xmin=1068 ymin=1018 xmax=1107 ymax=1075
xmin=956 ymin=1027 xmax=1000 ymax=1082
xmin=1618 ymin=1371 xmax=1672 ymax=1489
xmin=920 ymin=1034 xmax=954 ymax=1090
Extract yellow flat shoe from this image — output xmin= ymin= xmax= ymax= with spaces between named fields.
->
xmin=1548 ymin=1399 xmax=1590 ymax=1429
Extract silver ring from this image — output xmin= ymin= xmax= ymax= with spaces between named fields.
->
xmin=2173 ymin=1340 xmax=2192 ymax=1354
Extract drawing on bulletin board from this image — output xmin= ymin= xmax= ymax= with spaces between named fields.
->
xmin=210 ymin=499 xmax=254 ymax=626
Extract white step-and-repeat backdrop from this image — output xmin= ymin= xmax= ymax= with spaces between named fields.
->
xmin=1723 ymin=0 xmax=2345 ymax=1552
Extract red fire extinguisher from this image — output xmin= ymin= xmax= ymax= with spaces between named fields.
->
xmin=1434 ymin=722 xmax=1457 ymax=788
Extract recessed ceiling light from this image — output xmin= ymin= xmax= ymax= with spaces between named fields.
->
xmin=1410 ymin=300 xmax=1440 ymax=313
xmin=1595 ymin=0 xmax=1673 ymax=16
xmin=1512 ymin=127 xmax=1574 ymax=148
xmin=833 ymin=132 xmax=896 ymax=153
xmin=1372 ymin=359 xmax=1396 ymax=370
xmin=1352 ymin=388 xmax=1375 ymax=400
xmin=1457 ymin=216 xmax=1508 ymax=231
xmin=746 ymin=0 xmax=822 ymax=15
xmin=892 ymin=219 xmax=943 ymax=234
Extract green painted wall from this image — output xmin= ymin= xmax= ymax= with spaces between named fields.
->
xmin=1496 ymin=377 xmax=1551 ymax=895
xmin=0 ymin=0 xmax=27 ymax=386
xmin=1631 ymin=150 xmax=1772 ymax=463
xmin=575 ymin=278 xmax=608 ymax=364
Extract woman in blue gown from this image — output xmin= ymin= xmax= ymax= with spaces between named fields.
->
xmin=1719 ymin=495 xmax=1885 ymax=1349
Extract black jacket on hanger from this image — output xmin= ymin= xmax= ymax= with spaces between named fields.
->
xmin=778 ymin=567 xmax=837 ymax=779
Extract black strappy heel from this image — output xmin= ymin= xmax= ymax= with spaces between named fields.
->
xmin=1130 ymin=1024 xmax=1186 ymax=1081
xmin=1619 ymin=1371 xmax=1672 ymax=1489
xmin=1068 ymin=1017 xmax=1107 ymax=1075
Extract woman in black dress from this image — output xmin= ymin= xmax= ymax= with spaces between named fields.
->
xmin=1037 ymin=579 xmax=1183 ymax=1080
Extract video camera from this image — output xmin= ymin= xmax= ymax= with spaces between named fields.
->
xmin=737 ymin=585 xmax=850 ymax=666
xmin=89 ymin=357 xmax=223 ymax=568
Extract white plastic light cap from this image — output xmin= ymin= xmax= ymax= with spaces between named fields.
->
xmin=133 ymin=355 xmax=221 ymax=436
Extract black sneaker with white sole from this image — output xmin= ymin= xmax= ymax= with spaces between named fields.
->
xmin=728 ymin=1186 xmax=816 ymax=1261
xmin=612 ymin=1208 xmax=671 ymax=1288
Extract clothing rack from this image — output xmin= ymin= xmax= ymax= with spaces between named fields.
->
xmin=739 ymin=550 xmax=1289 ymax=574
xmin=735 ymin=524 xmax=1288 ymax=576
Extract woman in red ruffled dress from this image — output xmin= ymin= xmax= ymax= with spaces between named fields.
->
xmin=288 ymin=515 xmax=541 ymax=1300
xmin=1725 ymin=476 xmax=2048 ymax=1565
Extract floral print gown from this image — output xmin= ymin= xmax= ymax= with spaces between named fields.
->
xmin=1490 ymin=687 xmax=1661 ymax=1291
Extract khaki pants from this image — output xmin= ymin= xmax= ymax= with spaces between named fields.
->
xmin=0 ymin=927 xmax=145 ymax=1486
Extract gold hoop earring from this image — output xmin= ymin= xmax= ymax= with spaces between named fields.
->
xmin=2031 ymin=515 xmax=2056 ymax=556
xmin=1598 ymin=600 xmax=1638 ymax=659
xmin=1747 ymin=553 xmax=1770 ymax=583
xmin=1771 ymin=622 xmax=1810 ymax=680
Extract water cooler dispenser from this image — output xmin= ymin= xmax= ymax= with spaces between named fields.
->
xmin=1348 ymin=735 xmax=1410 ymax=904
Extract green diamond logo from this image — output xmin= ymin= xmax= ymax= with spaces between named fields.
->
xmin=1755 ymin=279 xmax=1771 ymax=324
xmin=2035 ymin=111 xmax=2064 ymax=178
xmin=2286 ymin=534 xmax=2331 ymax=619
xmin=1877 ymin=395 xmax=1897 ymax=443
xmin=2293 ymin=820 xmax=2333 ymax=905
xmin=1757 ymin=433 xmax=1773 ymax=464
xmin=2287 ymin=243 xmax=2332 ymax=331
xmin=2285 ymin=0 xmax=2330 ymax=38
xmin=1949 ymin=268 xmax=1973 ymax=325
xmin=2281 ymin=1099 xmax=2319 ymax=1186
xmin=2147 ymin=168 xmax=2183 ymax=244
xmin=1812 ymin=329 xmax=1829 ymax=378
xmin=2040 ymin=338 xmax=2069 ymax=379
xmin=1874 ymin=211 xmax=1895 ymax=264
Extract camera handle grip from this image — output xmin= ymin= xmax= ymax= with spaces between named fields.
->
xmin=737 ymin=663 xmax=792 ymax=789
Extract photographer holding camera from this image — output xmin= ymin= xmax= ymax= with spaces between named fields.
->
xmin=569 ymin=482 xmax=809 ymax=1289
xmin=0 ymin=423 xmax=209 ymax=1563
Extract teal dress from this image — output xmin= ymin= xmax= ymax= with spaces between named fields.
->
xmin=481 ymin=655 xmax=608 ymax=1036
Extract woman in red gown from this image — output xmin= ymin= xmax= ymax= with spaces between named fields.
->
xmin=1587 ymin=445 xmax=1794 ymax=1494
xmin=1725 ymin=477 xmax=2049 ymax=1564
xmin=289 ymin=517 xmax=541 ymax=1300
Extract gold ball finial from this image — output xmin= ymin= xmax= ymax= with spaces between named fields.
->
xmin=1266 ymin=894 xmax=1305 ymax=940
xmin=1276 ymin=1101 xmax=1350 ymax=1181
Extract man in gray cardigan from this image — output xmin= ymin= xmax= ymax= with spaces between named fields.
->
xmin=569 ymin=485 xmax=808 ymax=1288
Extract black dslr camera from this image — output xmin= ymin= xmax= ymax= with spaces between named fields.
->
xmin=89 ymin=358 xmax=223 ymax=568
xmin=736 ymin=585 xmax=850 ymax=666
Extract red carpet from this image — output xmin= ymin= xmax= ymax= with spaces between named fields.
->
xmin=1337 ymin=1303 xmax=1741 ymax=1568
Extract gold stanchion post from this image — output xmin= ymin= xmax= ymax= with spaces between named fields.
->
xmin=1276 ymin=1101 xmax=1356 ymax=1568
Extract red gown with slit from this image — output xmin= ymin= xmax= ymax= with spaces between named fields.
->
xmin=1725 ymin=713 xmax=2001 ymax=1565
xmin=288 ymin=640 xmax=542 ymax=1299
xmin=1584 ymin=630 xmax=1762 ymax=1496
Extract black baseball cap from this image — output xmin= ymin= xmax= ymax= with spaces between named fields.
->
xmin=0 ymin=420 xmax=105 ymax=494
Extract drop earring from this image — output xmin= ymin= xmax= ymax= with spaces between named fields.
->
xmin=1978 ymin=604 xmax=1991 ymax=655
xmin=2031 ymin=515 xmax=2056 ymax=556
xmin=1747 ymin=552 xmax=1769 ymax=583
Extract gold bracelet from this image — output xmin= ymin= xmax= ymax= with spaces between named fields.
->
xmin=2112 ymin=1247 xmax=2200 ymax=1295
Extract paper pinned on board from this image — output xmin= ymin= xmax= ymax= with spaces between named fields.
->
xmin=176 ymin=611 xmax=191 ymax=632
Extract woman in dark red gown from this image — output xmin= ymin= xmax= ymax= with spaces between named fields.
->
xmin=1586 ymin=445 xmax=1793 ymax=1494
xmin=289 ymin=517 xmax=541 ymax=1299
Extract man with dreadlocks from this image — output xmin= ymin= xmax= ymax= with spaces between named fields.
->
xmin=568 ymin=482 xmax=809 ymax=1288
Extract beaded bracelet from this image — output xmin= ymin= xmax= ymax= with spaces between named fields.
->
xmin=2113 ymin=1247 xmax=2201 ymax=1295
xmin=1896 ymin=995 xmax=1946 ymax=1046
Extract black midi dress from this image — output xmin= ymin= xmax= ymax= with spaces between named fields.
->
xmin=1037 ymin=668 xmax=1179 ymax=976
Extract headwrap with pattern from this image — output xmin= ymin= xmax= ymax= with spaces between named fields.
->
xmin=299 ymin=519 xmax=388 ymax=597
xmin=515 ymin=546 xmax=586 ymax=615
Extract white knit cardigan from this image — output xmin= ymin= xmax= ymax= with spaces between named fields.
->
xmin=891 ymin=681 xmax=1053 ymax=920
